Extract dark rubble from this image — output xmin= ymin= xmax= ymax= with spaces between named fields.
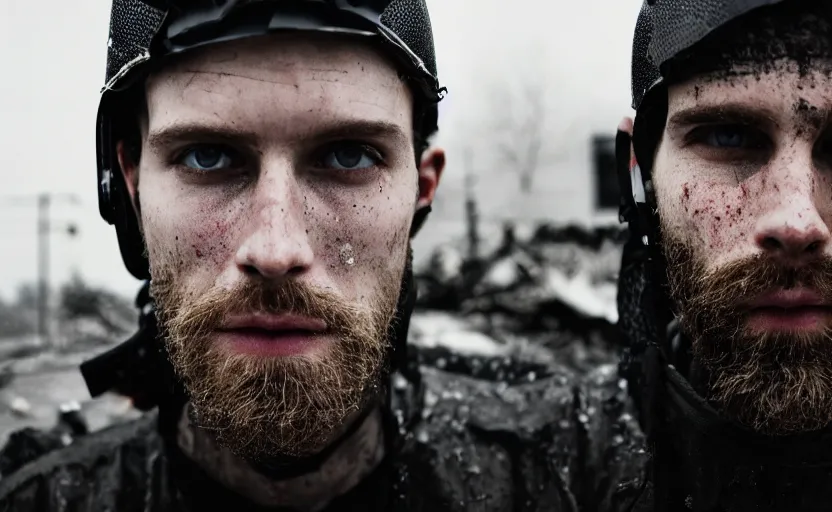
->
xmin=413 ymin=222 xmax=628 ymax=377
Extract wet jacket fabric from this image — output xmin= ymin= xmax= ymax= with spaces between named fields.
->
xmin=623 ymin=347 xmax=832 ymax=512
xmin=0 ymin=361 xmax=648 ymax=512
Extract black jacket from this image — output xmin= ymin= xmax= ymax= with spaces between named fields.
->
xmin=0 ymin=361 xmax=647 ymax=512
xmin=624 ymin=336 xmax=832 ymax=512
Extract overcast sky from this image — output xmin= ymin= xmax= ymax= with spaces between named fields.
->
xmin=0 ymin=0 xmax=641 ymax=301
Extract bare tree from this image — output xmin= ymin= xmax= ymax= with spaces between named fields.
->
xmin=489 ymin=80 xmax=547 ymax=194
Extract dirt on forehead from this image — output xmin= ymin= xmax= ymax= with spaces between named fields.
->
xmin=664 ymin=2 xmax=832 ymax=84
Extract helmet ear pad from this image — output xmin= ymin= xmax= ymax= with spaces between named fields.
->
xmin=98 ymin=87 xmax=152 ymax=281
xmin=113 ymin=149 xmax=151 ymax=281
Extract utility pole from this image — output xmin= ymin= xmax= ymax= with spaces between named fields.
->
xmin=463 ymin=148 xmax=480 ymax=262
xmin=0 ymin=193 xmax=79 ymax=346
xmin=37 ymin=194 xmax=51 ymax=347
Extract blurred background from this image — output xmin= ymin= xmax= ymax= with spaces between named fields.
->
xmin=0 ymin=0 xmax=642 ymax=470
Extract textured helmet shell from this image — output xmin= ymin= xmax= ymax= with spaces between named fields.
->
xmin=631 ymin=0 xmax=785 ymax=111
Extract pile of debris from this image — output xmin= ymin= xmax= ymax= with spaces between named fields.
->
xmin=412 ymin=222 xmax=628 ymax=374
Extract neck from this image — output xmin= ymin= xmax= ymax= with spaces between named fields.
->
xmin=176 ymin=403 xmax=386 ymax=511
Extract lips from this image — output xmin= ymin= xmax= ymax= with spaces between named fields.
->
xmin=749 ymin=289 xmax=829 ymax=310
xmin=744 ymin=289 xmax=832 ymax=331
xmin=215 ymin=314 xmax=329 ymax=357
xmin=219 ymin=313 xmax=328 ymax=333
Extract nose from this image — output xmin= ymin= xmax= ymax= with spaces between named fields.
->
xmin=754 ymin=191 xmax=831 ymax=266
xmin=755 ymin=222 xmax=828 ymax=262
xmin=234 ymin=170 xmax=314 ymax=280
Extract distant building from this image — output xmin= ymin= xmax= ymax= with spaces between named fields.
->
xmin=414 ymin=132 xmax=621 ymax=265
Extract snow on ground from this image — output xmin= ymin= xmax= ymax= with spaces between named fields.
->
xmin=408 ymin=311 xmax=508 ymax=357
xmin=543 ymin=269 xmax=618 ymax=324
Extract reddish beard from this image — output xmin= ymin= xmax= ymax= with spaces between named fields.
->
xmin=149 ymin=265 xmax=401 ymax=460
xmin=663 ymin=234 xmax=832 ymax=435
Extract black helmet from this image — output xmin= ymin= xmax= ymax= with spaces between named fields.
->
xmin=631 ymin=0 xmax=787 ymax=112
xmin=96 ymin=0 xmax=446 ymax=279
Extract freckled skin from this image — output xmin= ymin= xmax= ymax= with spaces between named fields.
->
xmin=137 ymin=36 xmax=417 ymax=312
xmin=654 ymin=61 xmax=832 ymax=269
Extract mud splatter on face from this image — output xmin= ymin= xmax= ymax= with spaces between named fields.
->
xmin=339 ymin=243 xmax=356 ymax=266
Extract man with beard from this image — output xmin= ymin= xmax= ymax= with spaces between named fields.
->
xmin=0 ymin=1 xmax=646 ymax=511
xmin=615 ymin=0 xmax=832 ymax=510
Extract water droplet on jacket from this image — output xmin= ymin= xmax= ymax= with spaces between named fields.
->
xmin=425 ymin=390 xmax=439 ymax=408
xmin=578 ymin=413 xmax=589 ymax=424
xmin=416 ymin=429 xmax=430 ymax=444
xmin=393 ymin=374 xmax=408 ymax=390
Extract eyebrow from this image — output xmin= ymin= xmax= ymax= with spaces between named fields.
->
xmin=667 ymin=104 xmax=780 ymax=130
xmin=146 ymin=119 xmax=411 ymax=152
xmin=147 ymin=125 xmax=257 ymax=152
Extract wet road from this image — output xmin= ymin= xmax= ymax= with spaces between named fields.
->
xmin=0 ymin=343 xmax=142 ymax=445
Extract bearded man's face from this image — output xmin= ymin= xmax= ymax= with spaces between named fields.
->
xmin=654 ymin=61 xmax=832 ymax=435
xmin=116 ymin=34 xmax=442 ymax=459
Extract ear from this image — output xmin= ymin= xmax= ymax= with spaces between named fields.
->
xmin=617 ymin=116 xmax=636 ymax=180
xmin=619 ymin=116 xmax=634 ymax=137
xmin=116 ymin=140 xmax=140 ymax=216
xmin=417 ymin=147 xmax=445 ymax=209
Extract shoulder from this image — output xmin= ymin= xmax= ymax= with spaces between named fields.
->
xmin=574 ymin=364 xmax=650 ymax=511
xmin=575 ymin=363 xmax=647 ymax=461
xmin=393 ymin=365 xmax=585 ymax=511
xmin=406 ymin=363 xmax=649 ymax=511
xmin=418 ymin=363 xmax=580 ymax=438
xmin=0 ymin=413 xmax=164 ymax=511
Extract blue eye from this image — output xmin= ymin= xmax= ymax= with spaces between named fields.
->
xmin=179 ymin=146 xmax=236 ymax=171
xmin=706 ymin=127 xmax=744 ymax=148
xmin=320 ymin=144 xmax=380 ymax=170
xmin=700 ymin=126 xmax=767 ymax=150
